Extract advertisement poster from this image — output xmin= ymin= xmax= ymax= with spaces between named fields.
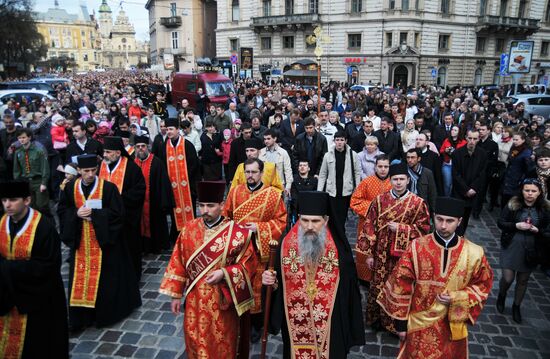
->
xmin=163 ymin=53 xmax=174 ymax=70
xmin=240 ymin=47 xmax=253 ymax=70
xmin=507 ymin=41 xmax=534 ymax=74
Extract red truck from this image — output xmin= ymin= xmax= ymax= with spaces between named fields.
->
xmin=171 ymin=72 xmax=235 ymax=108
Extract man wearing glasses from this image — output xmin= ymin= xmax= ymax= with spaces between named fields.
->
xmin=224 ymin=158 xmax=287 ymax=343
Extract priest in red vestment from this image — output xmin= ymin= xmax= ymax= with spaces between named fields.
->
xmin=160 ymin=118 xmax=200 ymax=242
xmin=223 ymin=158 xmax=287 ymax=342
xmin=134 ymin=135 xmax=174 ymax=253
xmin=357 ymin=163 xmax=430 ymax=333
xmin=350 ymin=154 xmax=391 ymax=281
xmin=378 ymin=197 xmax=494 ymax=359
xmin=99 ymin=136 xmax=146 ymax=279
xmin=0 ymin=180 xmax=68 ymax=359
xmin=160 ymin=181 xmax=256 ymax=359
xmin=262 ymin=191 xmax=365 ymax=358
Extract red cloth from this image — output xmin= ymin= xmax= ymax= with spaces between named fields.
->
xmin=50 ymin=125 xmax=68 ymax=145
xmin=128 ymin=105 xmax=146 ymax=119
xmin=221 ymin=139 xmax=232 ymax=164
xmin=439 ymin=138 xmax=466 ymax=163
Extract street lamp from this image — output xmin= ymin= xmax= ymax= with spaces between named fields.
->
xmin=307 ymin=26 xmax=331 ymax=114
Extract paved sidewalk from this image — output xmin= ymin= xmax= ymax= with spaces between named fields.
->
xmin=68 ymin=208 xmax=550 ymax=358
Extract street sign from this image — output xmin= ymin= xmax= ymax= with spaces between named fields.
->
xmin=232 ymin=64 xmax=237 ymax=74
xmin=230 ymin=54 xmax=238 ymax=65
xmin=347 ymin=67 xmax=353 ymax=75
xmin=500 ymin=53 xmax=509 ymax=76
xmin=431 ymin=68 xmax=437 ymax=78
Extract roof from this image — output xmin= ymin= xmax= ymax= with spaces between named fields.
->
xmin=35 ymin=7 xmax=79 ymax=23
xmin=99 ymin=0 xmax=112 ymax=13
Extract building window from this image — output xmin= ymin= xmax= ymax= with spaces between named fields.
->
xmin=500 ymin=0 xmax=508 ymax=16
xmin=83 ymin=54 xmax=88 ymax=62
xmin=437 ymin=67 xmax=447 ymax=86
xmin=309 ymin=0 xmax=318 ymax=13
xmin=441 ymin=0 xmax=450 ymax=15
xmin=261 ymin=36 xmax=272 ymax=50
xmin=389 ymin=0 xmax=395 ymax=9
xmin=262 ymin=0 xmax=271 ymax=16
xmin=438 ymin=34 xmax=450 ymax=51
xmin=232 ymin=0 xmax=240 ymax=22
xmin=82 ymin=40 xmax=86 ymax=47
xmin=495 ymin=38 xmax=505 ymax=54
xmin=414 ymin=32 xmax=420 ymax=48
xmin=480 ymin=0 xmax=487 ymax=15
xmin=170 ymin=2 xmax=177 ymax=17
xmin=400 ymin=32 xmax=407 ymax=45
xmin=402 ymin=0 xmax=409 ymax=11
xmin=518 ymin=0 xmax=528 ymax=18
xmin=230 ymin=39 xmax=238 ymax=52
xmin=476 ymin=37 xmax=486 ymax=53
xmin=474 ymin=68 xmax=482 ymax=86
xmin=351 ymin=0 xmax=362 ymax=13
xmin=542 ymin=41 xmax=549 ymax=57
xmin=283 ymin=35 xmax=295 ymax=49
xmin=546 ymin=1 xmax=550 ymax=22
xmin=348 ymin=33 xmax=362 ymax=49
xmin=386 ymin=32 xmax=393 ymax=47
xmin=285 ymin=0 xmax=294 ymax=15
xmin=415 ymin=0 xmax=420 ymax=10
xmin=171 ymin=31 xmax=179 ymax=49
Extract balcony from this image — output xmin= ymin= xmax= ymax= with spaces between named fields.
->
xmin=160 ymin=16 xmax=182 ymax=28
xmin=251 ymin=13 xmax=319 ymax=32
xmin=476 ymin=15 xmax=539 ymax=35
xmin=162 ymin=47 xmax=187 ymax=56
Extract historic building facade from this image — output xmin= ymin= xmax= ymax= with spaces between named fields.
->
xmin=216 ymin=0 xmax=550 ymax=86
xmin=145 ymin=0 xmax=217 ymax=71
xmin=35 ymin=1 xmax=100 ymax=71
xmin=98 ymin=0 xmax=149 ymax=69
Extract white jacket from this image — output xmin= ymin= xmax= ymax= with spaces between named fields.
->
xmin=317 ymin=145 xmax=361 ymax=197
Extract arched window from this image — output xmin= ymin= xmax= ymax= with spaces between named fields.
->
xmin=474 ymin=68 xmax=482 ymax=86
xmin=437 ymin=66 xmax=447 ymax=87
xmin=493 ymin=69 xmax=500 ymax=85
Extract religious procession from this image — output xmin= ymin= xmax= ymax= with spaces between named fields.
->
xmin=0 ymin=71 xmax=549 ymax=359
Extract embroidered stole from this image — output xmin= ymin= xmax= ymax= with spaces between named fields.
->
xmin=99 ymin=156 xmax=128 ymax=193
xmin=281 ymin=224 xmax=340 ymax=359
xmin=166 ymin=137 xmax=194 ymax=230
xmin=231 ymin=186 xmax=280 ymax=262
xmin=69 ymin=178 xmax=104 ymax=308
xmin=0 ymin=209 xmax=41 ymax=359
xmin=375 ymin=193 xmax=418 ymax=257
xmin=135 ymin=154 xmax=153 ymax=237
xmin=184 ymin=222 xmax=254 ymax=316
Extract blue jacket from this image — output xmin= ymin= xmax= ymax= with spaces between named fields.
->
xmin=502 ymin=146 xmax=533 ymax=196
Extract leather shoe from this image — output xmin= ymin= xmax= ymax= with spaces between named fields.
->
xmin=496 ymin=293 xmax=505 ymax=314
xmin=512 ymin=304 xmax=522 ymax=324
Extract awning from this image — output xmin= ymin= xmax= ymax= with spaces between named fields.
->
xmin=283 ymin=69 xmax=328 ymax=77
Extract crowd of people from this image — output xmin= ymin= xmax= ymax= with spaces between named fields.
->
xmin=0 ymin=70 xmax=549 ymax=358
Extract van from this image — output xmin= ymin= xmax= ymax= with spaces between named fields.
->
xmin=171 ymin=72 xmax=235 ymax=108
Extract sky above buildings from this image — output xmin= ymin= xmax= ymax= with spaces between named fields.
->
xmin=34 ymin=0 xmax=150 ymax=41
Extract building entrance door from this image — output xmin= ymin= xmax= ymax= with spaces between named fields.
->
xmin=393 ymin=65 xmax=408 ymax=88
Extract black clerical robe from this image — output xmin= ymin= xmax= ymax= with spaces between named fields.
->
xmin=135 ymin=153 xmax=174 ymax=253
xmin=0 ymin=208 xmax=68 ymax=359
xmin=60 ymin=177 xmax=141 ymax=329
xmin=101 ymin=157 xmax=146 ymax=279
xmin=267 ymin=220 xmax=365 ymax=358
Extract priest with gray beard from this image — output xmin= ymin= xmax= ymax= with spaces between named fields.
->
xmin=262 ymin=191 xmax=365 ymax=358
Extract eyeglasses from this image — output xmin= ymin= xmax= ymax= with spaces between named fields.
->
xmin=523 ymin=178 xmax=541 ymax=185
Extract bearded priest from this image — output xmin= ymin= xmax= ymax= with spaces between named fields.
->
xmin=262 ymin=191 xmax=365 ymax=359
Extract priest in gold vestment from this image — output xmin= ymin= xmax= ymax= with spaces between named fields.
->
xmin=160 ymin=181 xmax=257 ymax=359
xmin=378 ymin=197 xmax=494 ymax=359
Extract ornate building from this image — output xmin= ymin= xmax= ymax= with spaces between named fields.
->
xmin=35 ymin=1 xmax=100 ymax=71
xmin=97 ymin=0 xmax=149 ymax=69
xmin=216 ymin=0 xmax=550 ymax=87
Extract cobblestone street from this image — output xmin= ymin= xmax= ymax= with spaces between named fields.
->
xmin=67 ymin=208 xmax=550 ymax=358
